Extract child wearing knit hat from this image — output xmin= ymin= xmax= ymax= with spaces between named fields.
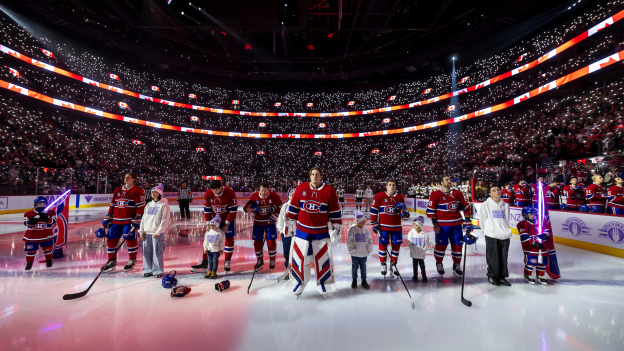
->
xmin=203 ymin=215 xmax=225 ymax=279
xmin=139 ymin=183 xmax=169 ymax=278
xmin=407 ymin=219 xmax=430 ymax=282
xmin=347 ymin=210 xmax=373 ymax=289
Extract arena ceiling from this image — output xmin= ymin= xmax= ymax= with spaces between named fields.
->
xmin=18 ymin=0 xmax=573 ymax=82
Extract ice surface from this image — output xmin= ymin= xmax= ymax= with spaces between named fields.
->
xmin=0 ymin=206 xmax=623 ymax=351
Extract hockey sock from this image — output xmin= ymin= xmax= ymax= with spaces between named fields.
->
xmin=524 ymin=265 xmax=534 ymax=276
xmin=450 ymin=243 xmax=462 ymax=264
xmin=390 ymin=244 xmax=401 ymax=263
xmin=536 ymin=265 xmax=546 ymax=277
xmin=203 ymin=252 xmax=208 ymax=261
xmin=26 ymin=251 xmax=36 ymax=263
xmin=378 ymin=244 xmax=388 ymax=263
xmin=224 ymin=237 xmax=235 ymax=261
xmin=106 ymin=238 xmax=120 ymax=260
xmin=253 ymin=240 xmax=264 ymax=259
xmin=434 ymin=244 xmax=447 ymax=263
xmin=42 ymin=246 xmax=53 ymax=261
xmin=267 ymin=239 xmax=277 ymax=260
xmin=127 ymin=238 xmax=138 ymax=259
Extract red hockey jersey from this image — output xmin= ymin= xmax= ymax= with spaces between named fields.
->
xmin=517 ymin=220 xmax=543 ymax=255
xmin=371 ymin=191 xmax=406 ymax=232
xmin=607 ymin=185 xmax=624 ymax=210
xmin=544 ymin=185 xmax=560 ymax=207
xmin=513 ymin=183 xmax=532 ymax=202
xmin=108 ymin=185 xmax=146 ymax=225
xmin=501 ymin=187 xmax=514 ymax=204
xmin=204 ymin=187 xmax=238 ymax=223
xmin=563 ymin=185 xmax=585 ymax=209
xmin=585 ymin=183 xmax=607 ymax=207
xmin=244 ymin=191 xmax=283 ymax=226
xmin=287 ymin=182 xmax=342 ymax=239
xmin=23 ymin=209 xmax=57 ymax=242
xmin=426 ymin=189 xmax=471 ymax=227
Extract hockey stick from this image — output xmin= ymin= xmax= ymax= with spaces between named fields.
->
xmin=247 ymin=238 xmax=267 ymax=294
xmin=63 ymin=236 xmax=127 ymax=300
xmin=384 ymin=248 xmax=416 ymax=310
xmin=460 ymin=242 xmax=472 ymax=307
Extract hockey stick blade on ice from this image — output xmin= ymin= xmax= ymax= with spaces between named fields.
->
xmin=63 ymin=236 xmax=127 ymax=300
xmin=460 ymin=242 xmax=472 ymax=307
xmin=247 ymin=238 xmax=266 ymax=294
xmin=385 ymin=248 xmax=416 ymax=310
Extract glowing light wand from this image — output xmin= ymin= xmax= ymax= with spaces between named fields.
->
xmin=44 ymin=189 xmax=71 ymax=212
xmin=537 ymin=182 xmax=544 ymax=264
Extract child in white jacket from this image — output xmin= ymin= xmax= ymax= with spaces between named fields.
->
xmin=276 ymin=190 xmax=297 ymax=279
xmin=347 ymin=210 xmax=373 ymax=289
xmin=203 ymin=215 xmax=225 ymax=279
xmin=139 ymin=184 xmax=170 ymax=278
xmin=407 ymin=219 xmax=430 ymax=282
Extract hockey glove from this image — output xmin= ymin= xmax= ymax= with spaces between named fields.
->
xmin=102 ymin=214 xmax=113 ymax=227
xmin=531 ymin=241 xmax=545 ymax=251
xmin=371 ymin=223 xmax=380 ymax=235
xmin=27 ymin=216 xmax=40 ymax=226
xmin=95 ymin=227 xmax=107 ymax=238
xmin=464 ymin=232 xmax=478 ymax=245
xmin=330 ymin=223 xmax=341 ymax=247
xmin=131 ymin=215 xmax=142 ymax=229
xmin=170 ymin=285 xmax=191 ymax=298
xmin=39 ymin=212 xmax=50 ymax=222
xmin=463 ymin=224 xmax=473 ymax=235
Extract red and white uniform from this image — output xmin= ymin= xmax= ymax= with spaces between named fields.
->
xmin=203 ymin=187 xmax=238 ymax=223
xmin=585 ymin=183 xmax=607 ymax=208
xmin=607 ymin=185 xmax=624 ymax=210
xmin=426 ymin=189 xmax=471 ymax=227
xmin=517 ymin=219 xmax=547 ymax=277
xmin=563 ymin=185 xmax=585 ymax=209
xmin=23 ymin=209 xmax=57 ymax=243
xmin=531 ymin=183 xmax=543 ymax=207
xmin=544 ymin=185 xmax=560 ymax=208
xmin=513 ymin=183 xmax=532 ymax=204
xmin=287 ymin=182 xmax=342 ymax=239
xmin=245 ymin=191 xmax=283 ymax=226
xmin=370 ymin=191 xmax=406 ymax=232
xmin=501 ymin=187 xmax=514 ymax=205
xmin=108 ymin=185 xmax=146 ymax=225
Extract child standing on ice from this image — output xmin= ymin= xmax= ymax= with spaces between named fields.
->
xmin=203 ymin=215 xmax=225 ymax=279
xmin=407 ymin=219 xmax=430 ymax=282
xmin=347 ymin=210 xmax=373 ymax=289
xmin=139 ymin=183 xmax=170 ymax=278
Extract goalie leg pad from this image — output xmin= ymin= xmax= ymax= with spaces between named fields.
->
xmin=312 ymin=238 xmax=336 ymax=294
xmin=285 ymin=237 xmax=311 ymax=295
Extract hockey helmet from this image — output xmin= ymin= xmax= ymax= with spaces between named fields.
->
xmin=33 ymin=196 xmax=48 ymax=211
xmin=162 ymin=270 xmax=178 ymax=289
xmin=559 ymin=204 xmax=568 ymax=210
xmin=95 ymin=227 xmax=107 ymax=238
xmin=464 ymin=232 xmax=479 ymax=245
xmin=590 ymin=206 xmax=603 ymax=214
xmin=170 ymin=286 xmax=191 ymax=298
xmin=579 ymin=205 xmax=590 ymax=213
xmin=247 ymin=202 xmax=260 ymax=213
xmin=522 ymin=206 xmax=538 ymax=220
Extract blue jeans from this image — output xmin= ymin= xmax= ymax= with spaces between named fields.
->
xmin=207 ymin=251 xmax=220 ymax=272
xmin=351 ymin=256 xmax=367 ymax=281
xmin=282 ymin=234 xmax=292 ymax=268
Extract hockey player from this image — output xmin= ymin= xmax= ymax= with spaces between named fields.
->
xmin=337 ymin=187 xmax=346 ymax=213
xmin=426 ymin=175 xmax=472 ymax=277
xmin=501 ymin=183 xmax=514 ymax=205
xmin=355 ymin=186 xmax=364 ymax=211
xmin=517 ymin=207 xmax=550 ymax=285
xmin=513 ymin=180 xmax=532 ymax=207
xmin=371 ymin=179 xmax=410 ymax=277
xmin=277 ymin=189 xmax=297 ymax=279
xmin=544 ymin=181 xmax=561 ymax=210
xmin=607 ymin=177 xmax=624 ymax=215
xmin=285 ymin=167 xmax=342 ymax=296
xmin=243 ymin=182 xmax=283 ymax=271
xmin=562 ymin=177 xmax=585 ymax=211
xmin=101 ymin=173 xmax=145 ymax=273
xmin=585 ymin=174 xmax=608 ymax=213
xmin=23 ymin=196 xmax=57 ymax=270
xmin=532 ymin=177 xmax=545 ymax=208
xmin=191 ymin=180 xmax=238 ymax=273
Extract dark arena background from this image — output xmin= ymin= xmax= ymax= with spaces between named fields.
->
xmin=1 ymin=0 xmax=624 ymax=350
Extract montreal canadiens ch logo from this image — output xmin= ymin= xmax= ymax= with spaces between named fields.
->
xmin=598 ymin=221 xmax=624 ymax=244
xmin=562 ymin=217 xmax=590 ymax=237
xmin=304 ymin=201 xmax=321 ymax=213
xmin=116 ymin=200 xmax=128 ymax=208
xmin=448 ymin=203 xmax=458 ymax=210
xmin=384 ymin=206 xmax=395 ymax=214
xmin=213 ymin=206 xmax=226 ymax=214
xmin=259 ymin=208 xmax=269 ymax=215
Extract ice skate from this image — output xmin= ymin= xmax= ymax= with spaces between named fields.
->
xmin=101 ymin=260 xmax=117 ymax=273
xmin=191 ymin=260 xmax=208 ymax=273
xmin=436 ymin=262 xmax=445 ymax=275
xmin=25 ymin=262 xmax=33 ymax=271
xmin=537 ymin=276 xmax=547 ymax=285
xmin=46 ymin=259 xmax=53 ymax=268
xmin=124 ymin=259 xmax=136 ymax=272
xmin=269 ymin=259 xmax=275 ymax=270
xmin=390 ymin=264 xmax=399 ymax=278
xmin=381 ymin=262 xmax=388 ymax=276
xmin=452 ymin=263 xmax=463 ymax=277
xmin=224 ymin=260 xmax=231 ymax=272
xmin=254 ymin=258 xmax=264 ymax=272
xmin=524 ymin=274 xmax=536 ymax=285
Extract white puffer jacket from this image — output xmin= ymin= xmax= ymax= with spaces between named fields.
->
xmin=203 ymin=228 xmax=225 ymax=252
xmin=276 ymin=200 xmax=296 ymax=237
xmin=346 ymin=224 xmax=373 ymax=258
xmin=138 ymin=198 xmax=170 ymax=237
xmin=407 ymin=228 xmax=430 ymax=259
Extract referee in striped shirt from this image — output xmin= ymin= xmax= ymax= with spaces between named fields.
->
xmin=177 ymin=181 xmax=193 ymax=221
xmin=143 ymin=181 xmax=153 ymax=205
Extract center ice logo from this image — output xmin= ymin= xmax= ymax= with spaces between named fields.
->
xmin=598 ymin=221 xmax=624 ymax=244
xmin=303 ymin=201 xmax=321 ymax=213
xmin=561 ymin=217 xmax=590 ymax=237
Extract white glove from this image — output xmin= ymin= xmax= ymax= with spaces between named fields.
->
xmin=330 ymin=223 xmax=341 ymax=247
